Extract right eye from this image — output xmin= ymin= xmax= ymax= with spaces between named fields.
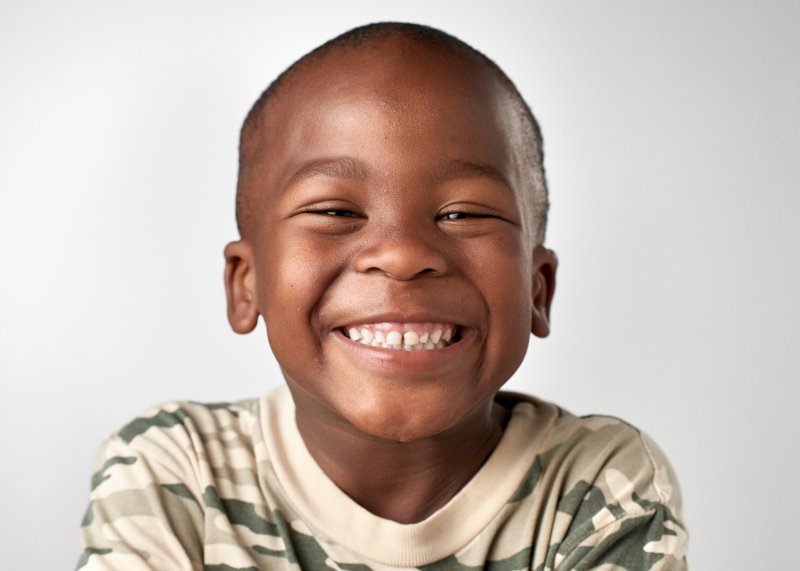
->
xmin=293 ymin=202 xmax=366 ymax=235
xmin=313 ymin=209 xmax=359 ymax=217
xmin=296 ymin=200 xmax=363 ymax=219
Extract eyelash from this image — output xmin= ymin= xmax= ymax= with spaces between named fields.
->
xmin=315 ymin=209 xmax=359 ymax=217
xmin=303 ymin=207 xmax=496 ymax=221
xmin=299 ymin=204 xmax=361 ymax=218
xmin=438 ymin=212 xmax=495 ymax=221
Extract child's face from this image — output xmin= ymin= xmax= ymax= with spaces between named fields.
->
xmin=227 ymin=40 xmax=556 ymax=442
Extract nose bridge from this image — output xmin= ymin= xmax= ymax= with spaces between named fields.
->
xmin=352 ymin=213 xmax=447 ymax=280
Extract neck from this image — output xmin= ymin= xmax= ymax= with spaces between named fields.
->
xmin=293 ymin=397 xmax=510 ymax=524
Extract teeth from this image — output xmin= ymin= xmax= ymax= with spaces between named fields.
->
xmin=403 ymin=331 xmax=419 ymax=347
xmin=344 ymin=322 xmax=459 ymax=352
xmin=386 ymin=331 xmax=402 ymax=347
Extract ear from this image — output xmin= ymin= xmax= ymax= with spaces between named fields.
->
xmin=531 ymin=246 xmax=558 ymax=338
xmin=224 ymin=240 xmax=259 ymax=334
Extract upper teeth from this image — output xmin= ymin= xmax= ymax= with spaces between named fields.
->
xmin=345 ymin=322 xmax=456 ymax=351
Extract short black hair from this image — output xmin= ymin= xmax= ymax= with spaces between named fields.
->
xmin=236 ymin=22 xmax=549 ymax=243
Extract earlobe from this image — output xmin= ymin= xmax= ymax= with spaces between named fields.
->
xmin=224 ymin=240 xmax=259 ymax=334
xmin=531 ymin=246 xmax=558 ymax=338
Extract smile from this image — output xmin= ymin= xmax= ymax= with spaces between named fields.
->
xmin=342 ymin=322 xmax=458 ymax=351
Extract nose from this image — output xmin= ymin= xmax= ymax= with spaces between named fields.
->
xmin=352 ymin=227 xmax=448 ymax=281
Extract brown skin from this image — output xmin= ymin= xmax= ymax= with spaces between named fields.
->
xmin=224 ymin=38 xmax=557 ymax=523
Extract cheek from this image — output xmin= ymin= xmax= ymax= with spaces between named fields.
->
xmin=261 ymin=233 xmax=331 ymax=305
xmin=476 ymin=232 xmax=532 ymax=307
xmin=258 ymin=234 xmax=340 ymax=348
xmin=478 ymin=239 xmax=533 ymax=376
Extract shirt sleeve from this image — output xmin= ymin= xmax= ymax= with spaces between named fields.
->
xmin=553 ymin=430 xmax=689 ymax=570
xmin=76 ymin=406 xmax=205 ymax=571
xmin=555 ymin=504 xmax=687 ymax=570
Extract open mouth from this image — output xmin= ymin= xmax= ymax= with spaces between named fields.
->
xmin=341 ymin=322 xmax=461 ymax=351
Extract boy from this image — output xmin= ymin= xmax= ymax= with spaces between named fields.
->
xmin=77 ymin=23 xmax=688 ymax=570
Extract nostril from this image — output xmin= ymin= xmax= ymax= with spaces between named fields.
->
xmin=380 ymin=266 xmax=437 ymax=281
xmin=353 ymin=240 xmax=448 ymax=280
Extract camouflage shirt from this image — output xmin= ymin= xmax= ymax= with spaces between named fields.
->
xmin=77 ymin=386 xmax=688 ymax=570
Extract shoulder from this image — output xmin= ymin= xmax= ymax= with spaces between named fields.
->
xmin=106 ymin=397 xmax=260 ymax=449
xmin=78 ymin=396 xmax=269 ymax=569
xmin=117 ymin=398 xmax=260 ymax=442
xmin=89 ymin=397 xmax=262 ymax=497
xmin=501 ymin=391 xmax=681 ymax=508
xmin=498 ymin=392 xmax=688 ymax=570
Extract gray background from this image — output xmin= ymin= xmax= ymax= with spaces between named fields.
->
xmin=1 ymin=0 xmax=798 ymax=568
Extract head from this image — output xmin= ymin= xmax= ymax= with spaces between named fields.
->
xmin=224 ymin=22 xmax=557 ymax=442
xmin=236 ymin=23 xmax=549 ymax=245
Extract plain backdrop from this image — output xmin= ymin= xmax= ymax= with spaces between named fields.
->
xmin=1 ymin=0 xmax=798 ymax=568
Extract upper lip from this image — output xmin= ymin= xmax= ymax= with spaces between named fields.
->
xmin=333 ymin=311 xmax=467 ymax=330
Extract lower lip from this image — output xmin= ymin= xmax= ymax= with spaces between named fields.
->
xmin=331 ymin=328 xmax=477 ymax=374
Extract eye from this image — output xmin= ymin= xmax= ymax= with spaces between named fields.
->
xmin=438 ymin=211 xmax=495 ymax=221
xmin=315 ymin=209 xmax=358 ymax=218
xmin=298 ymin=203 xmax=362 ymax=218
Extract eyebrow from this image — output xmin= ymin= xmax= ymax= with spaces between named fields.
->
xmin=436 ymin=159 xmax=512 ymax=188
xmin=287 ymin=157 xmax=370 ymax=185
xmin=284 ymin=156 xmax=511 ymax=190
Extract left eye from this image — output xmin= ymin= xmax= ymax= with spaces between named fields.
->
xmin=438 ymin=212 xmax=493 ymax=221
xmin=316 ymin=209 xmax=358 ymax=217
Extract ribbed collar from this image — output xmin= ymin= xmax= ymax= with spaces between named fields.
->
xmin=259 ymin=386 xmax=557 ymax=567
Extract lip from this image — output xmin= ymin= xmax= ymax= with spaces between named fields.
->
xmin=330 ymin=326 xmax=477 ymax=374
xmin=336 ymin=310 xmax=468 ymax=328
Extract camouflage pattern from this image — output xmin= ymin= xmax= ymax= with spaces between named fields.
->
xmin=77 ymin=387 xmax=688 ymax=570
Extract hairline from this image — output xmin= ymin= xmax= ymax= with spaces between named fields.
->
xmin=236 ymin=23 xmax=549 ymax=244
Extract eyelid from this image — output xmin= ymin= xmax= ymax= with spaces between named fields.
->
xmin=296 ymin=200 xmax=363 ymax=218
xmin=438 ymin=211 xmax=496 ymax=221
xmin=437 ymin=203 xmax=503 ymax=221
xmin=312 ymin=208 xmax=358 ymax=217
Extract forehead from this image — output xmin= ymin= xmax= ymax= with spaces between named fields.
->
xmin=244 ymin=38 xmax=528 ymax=212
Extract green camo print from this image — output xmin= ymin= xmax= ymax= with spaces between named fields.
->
xmin=90 ymin=456 xmax=136 ymax=491
xmin=117 ymin=408 xmax=189 ymax=443
xmin=77 ymin=394 xmax=688 ymax=570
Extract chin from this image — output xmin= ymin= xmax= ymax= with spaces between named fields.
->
xmin=337 ymin=390 xmax=472 ymax=444
xmin=352 ymin=417 xmax=449 ymax=444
